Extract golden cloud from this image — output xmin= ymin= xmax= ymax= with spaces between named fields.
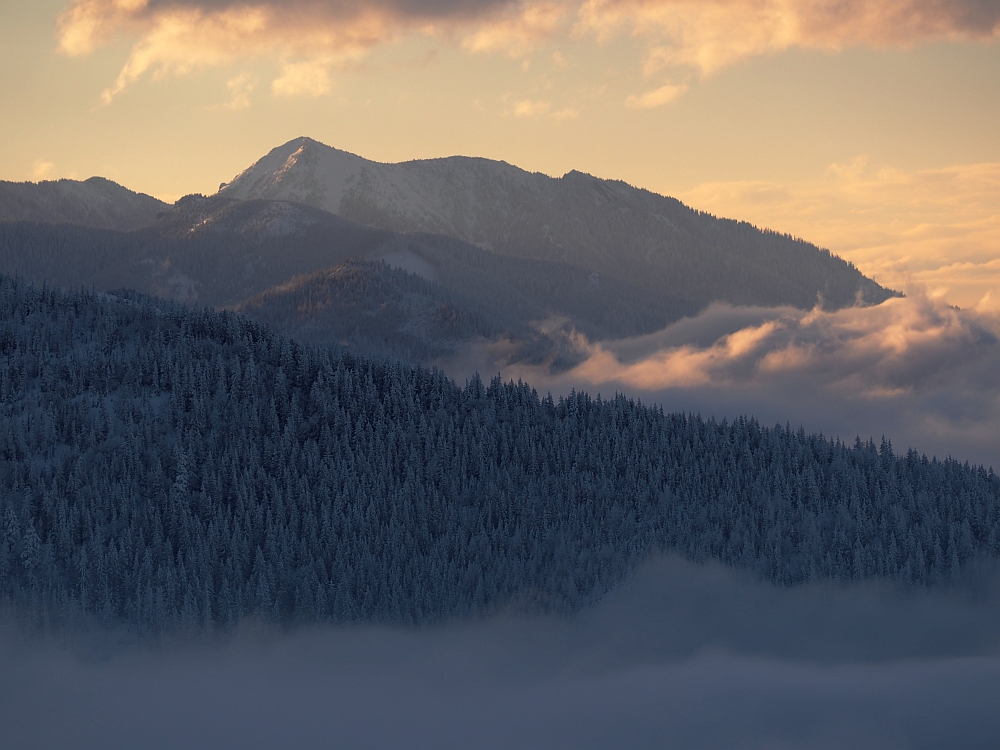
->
xmin=272 ymin=60 xmax=335 ymax=97
xmin=512 ymin=98 xmax=551 ymax=115
xmin=222 ymin=71 xmax=255 ymax=108
xmin=460 ymin=1 xmax=573 ymax=56
xmin=57 ymin=0 xmax=1000 ymax=102
xmin=576 ymin=0 xmax=1000 ymax=76
xmin=566 ymin=298 xmax=977 ymax=393
xmin=30 ymin=160 xmax=57 ymax=181
xmin=498 ymin=293 xmax=1000 ymax=468
xmin=58 ymin=1 xmax=412 ymax=102
xmin=508 ymin=97 xmax=579 ymax=118
xmin=624 ymin=82 xmax=687 ymax=108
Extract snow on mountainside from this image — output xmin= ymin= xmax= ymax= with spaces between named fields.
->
xmin=0 ymin=176 xmax=166 ymax=230
xmin=219 ymin=137 xmax=568 ymax=249
xmin=221 ymin=139 xmax=369 ymax=210
xmin=219 ymin=137 xmax=898 ymax=311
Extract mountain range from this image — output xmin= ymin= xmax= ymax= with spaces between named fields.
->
xmin=0 ymin=138 xmax=899 ymax=368
xmin=0 ymin=176 xmax=166 ymax=230
xmin=221 ymin=137 xmax=895 ymax=310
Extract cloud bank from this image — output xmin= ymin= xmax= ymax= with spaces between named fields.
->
xmin=490 ymin=293 xmax=1000 ymax=469
xmin=3 ymin=556 xmax=1000 ymax=749
xmin=578 ymin=0 xmax=1000 ymax=76
xmin=57 ymin=0 xmax=1000 ymax=101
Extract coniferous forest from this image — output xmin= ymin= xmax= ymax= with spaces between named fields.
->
xmin=1 ymin=275 xmax=998 ymax=635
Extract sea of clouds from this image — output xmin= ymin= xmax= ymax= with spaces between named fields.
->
xmin=3 ymin=555 xmax=1000 ymax=749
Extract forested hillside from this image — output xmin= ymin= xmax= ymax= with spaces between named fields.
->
xmin=1 ymin=276 xmax=997 ymax=634
xmin=0 ymin=177 xmax=166 ymax=230
xmin=235 ymin=259 xmax=521 ymax=362
xmin=236 ymin=242 xmax=699 ymax=364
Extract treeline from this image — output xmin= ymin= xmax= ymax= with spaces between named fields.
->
xmin=0 ymin=276 xmax=996 ymax=635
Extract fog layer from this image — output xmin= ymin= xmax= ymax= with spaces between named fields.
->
xmin=4 ymin=556 xmax=999 ymax=750
xmin=484 ymin=294 xmax=1000 ymax=468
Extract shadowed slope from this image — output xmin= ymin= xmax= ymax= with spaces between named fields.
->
xmin=0 ymin=177 xmax=166 ymax=231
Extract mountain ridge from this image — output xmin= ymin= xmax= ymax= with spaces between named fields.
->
xmin=0 ymin=176 xmax=167 ymax=230
xmin=0 ymin=196 xmax=698 ymax=366
xmin=219 ymin=137 xmax=898 ymax=311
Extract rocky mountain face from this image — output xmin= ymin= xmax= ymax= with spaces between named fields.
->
xmin=220 ymin=137 xmax=899 ymax=310
xmin=0 ymin=176 xmax=166 ymax=230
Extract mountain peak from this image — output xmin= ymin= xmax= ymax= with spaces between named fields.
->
xmin=217 ymin=138 xmax=899 ymax=310
xmin=263 ymin=136 xmax=364 ymax=167
xmin=219 ymin=137 xmax=368 ymax=208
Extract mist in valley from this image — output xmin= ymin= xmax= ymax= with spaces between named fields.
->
xmin=3 ymin=555 xmax=1000 ymax=749
xmin=4 ymin=268 xmax=997 ymax=748
xmin=480 ymin=291 xmax=1000 ymax=470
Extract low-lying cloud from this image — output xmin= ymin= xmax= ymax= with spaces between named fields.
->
xmin=491 ymin=293 xmax=1000 ymax=469
xmin=4 ymin=556 xmax=1000 ymax=749
xmin=57 ymin=0 xmax=1000 ymax=102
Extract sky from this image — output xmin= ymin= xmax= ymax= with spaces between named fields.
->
xmin=1 ymin=0 xmax=998 ymax=309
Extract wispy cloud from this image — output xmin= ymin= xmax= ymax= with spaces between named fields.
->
xmin=624 ymin=82 xmax=687 ymax=108
xmin=508 ymin=97 xmax=578 ymax=118
xmin=30 ymin=160 xmax=56 ymax=180
xmin=58 ymin=1 xmax=407 ymax=103
xmin=460 ymin=0 xmax=573 ymax=56
xmin=512 ymin=97 xmax=551 ymax=116
xmin=57 ymin=0 xmax=1000 ymax=102
xmin=209 ymin=71 xmax=255 ymax=109
xmin=272 ymin=60 xmax=334 ymax=97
